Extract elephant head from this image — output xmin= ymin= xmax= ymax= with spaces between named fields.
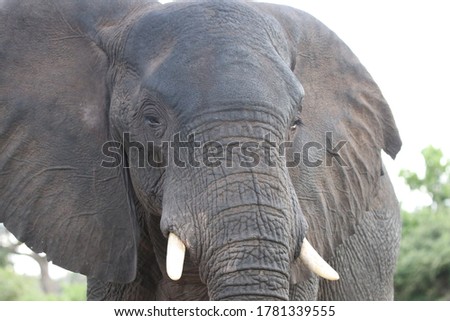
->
xmin=0 ymin=0 xmax=401 ymax=300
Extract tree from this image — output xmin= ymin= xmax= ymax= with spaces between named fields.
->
xmin=0 ymin=266 xmax=87 ymax=300
xmin=395 ymin=208 xmax=450 ymax=300
xmin=0 ymin=224 xmax=87 ymax=300
xmin=395 ymin=146 xmax=450 ymax=300
xmin=400 ymin=145 xmax=450 ymax=209
xmin=0 ymin=224 xmax=59 ymax=294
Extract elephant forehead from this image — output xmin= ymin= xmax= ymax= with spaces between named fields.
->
xmin=122 ymin=2 xmax=303 ymax=124
xmin=124 ymin=1 xmax=291 ymax=70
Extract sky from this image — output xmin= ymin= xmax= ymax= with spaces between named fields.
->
xmin=11 ymin=0 xmax=450 ymax=277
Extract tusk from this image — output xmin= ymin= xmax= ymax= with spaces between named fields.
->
xmin=166 ymin=233 xmax=186 ymax=281
xmin=300 ymin=238 xmax=340 ymax=281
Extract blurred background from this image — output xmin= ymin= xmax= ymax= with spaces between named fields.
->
xmin=1 ymin=0 xmax=449 ymax=300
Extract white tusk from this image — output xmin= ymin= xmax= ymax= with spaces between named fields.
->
xmin=300 ymin=238 xmax=340 ymax=281
xmin=166 ymin=233 xmax=186 ymax=281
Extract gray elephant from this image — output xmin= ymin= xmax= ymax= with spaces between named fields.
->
xmin=0 ymin=0 xmax=402 ymax=300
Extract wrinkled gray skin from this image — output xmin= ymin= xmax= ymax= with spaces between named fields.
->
xmin=0 ymin=0 xmax=402 ymax=300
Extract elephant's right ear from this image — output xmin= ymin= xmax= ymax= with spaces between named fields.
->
xmin=0 ymin=0 xmax=154 ymax=283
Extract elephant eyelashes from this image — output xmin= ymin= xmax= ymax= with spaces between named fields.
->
xmin=290 ymin=118 xmax=303 ymax=131
xmin=145 ymin=115 xmax=161 ymax=126
xmin=144 ymin=114 xmax=165 ymax=138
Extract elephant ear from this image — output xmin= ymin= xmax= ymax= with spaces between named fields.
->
xmin=0 ymin=0 xmax=153 ymax=283
xmin=258 ymin=5 xmax=401 ymax=263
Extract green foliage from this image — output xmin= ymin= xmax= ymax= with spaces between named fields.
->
xmin=0 ymin=267 xmax=44 ymax=300
xmin=58 ymin=282 xmax=87 ymax=301
xmin=395 ymin=209 xmax=450 ymax=300
xmin=1 ymin=223 xmax=87 ymax=300
xmin=399 ymin=145 xmax=450 ymax=208
xmin=0 ymin=267 xmax=86 ymax=300
xmin=0 ymin=247 xmax=9 ymax=267
xmin=395 ymin=146 xmax=450 ymax=300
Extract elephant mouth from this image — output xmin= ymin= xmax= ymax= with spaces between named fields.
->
xmin=166 ymin=232 xmax=339 ymax=282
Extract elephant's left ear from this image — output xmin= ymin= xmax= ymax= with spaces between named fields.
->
xmin=0 ymin=0 xmax=155 ymax=283
xmin=256 ymin=4 xmax=402 ymax=268
xmin=257 ymin=4 xmax=402 ymax=160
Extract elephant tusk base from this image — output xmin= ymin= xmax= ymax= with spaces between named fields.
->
xmin=166 ymin=233 xmax=186 ymax=281
xmin=300 ymin=238 xmax=340 ymax=281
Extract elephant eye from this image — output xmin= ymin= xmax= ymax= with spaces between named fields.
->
xmin=145 ymin=115 xmax=161 ymax=127
xmin=290 ymin=118 xmax=303 ymax=131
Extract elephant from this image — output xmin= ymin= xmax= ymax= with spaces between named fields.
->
xmin=0 ymin=0 xmax=402 ymax=300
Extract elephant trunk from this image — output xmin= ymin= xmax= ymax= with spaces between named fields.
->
xmin=204 ymin=237 xmax=291 ymax=301
xmin=197 ymin=169 xmax=298 ymax=300
xmin=161 ymin=128 xmax=306 ymax=300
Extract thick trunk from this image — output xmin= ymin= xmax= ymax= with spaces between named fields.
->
xmin=205 ymin=239 xmax=291 ymax=300
xmin=161 ymin=127 xmax=305 ymax=300
xmin=196 ymin=168 xmax=296 ymax=300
